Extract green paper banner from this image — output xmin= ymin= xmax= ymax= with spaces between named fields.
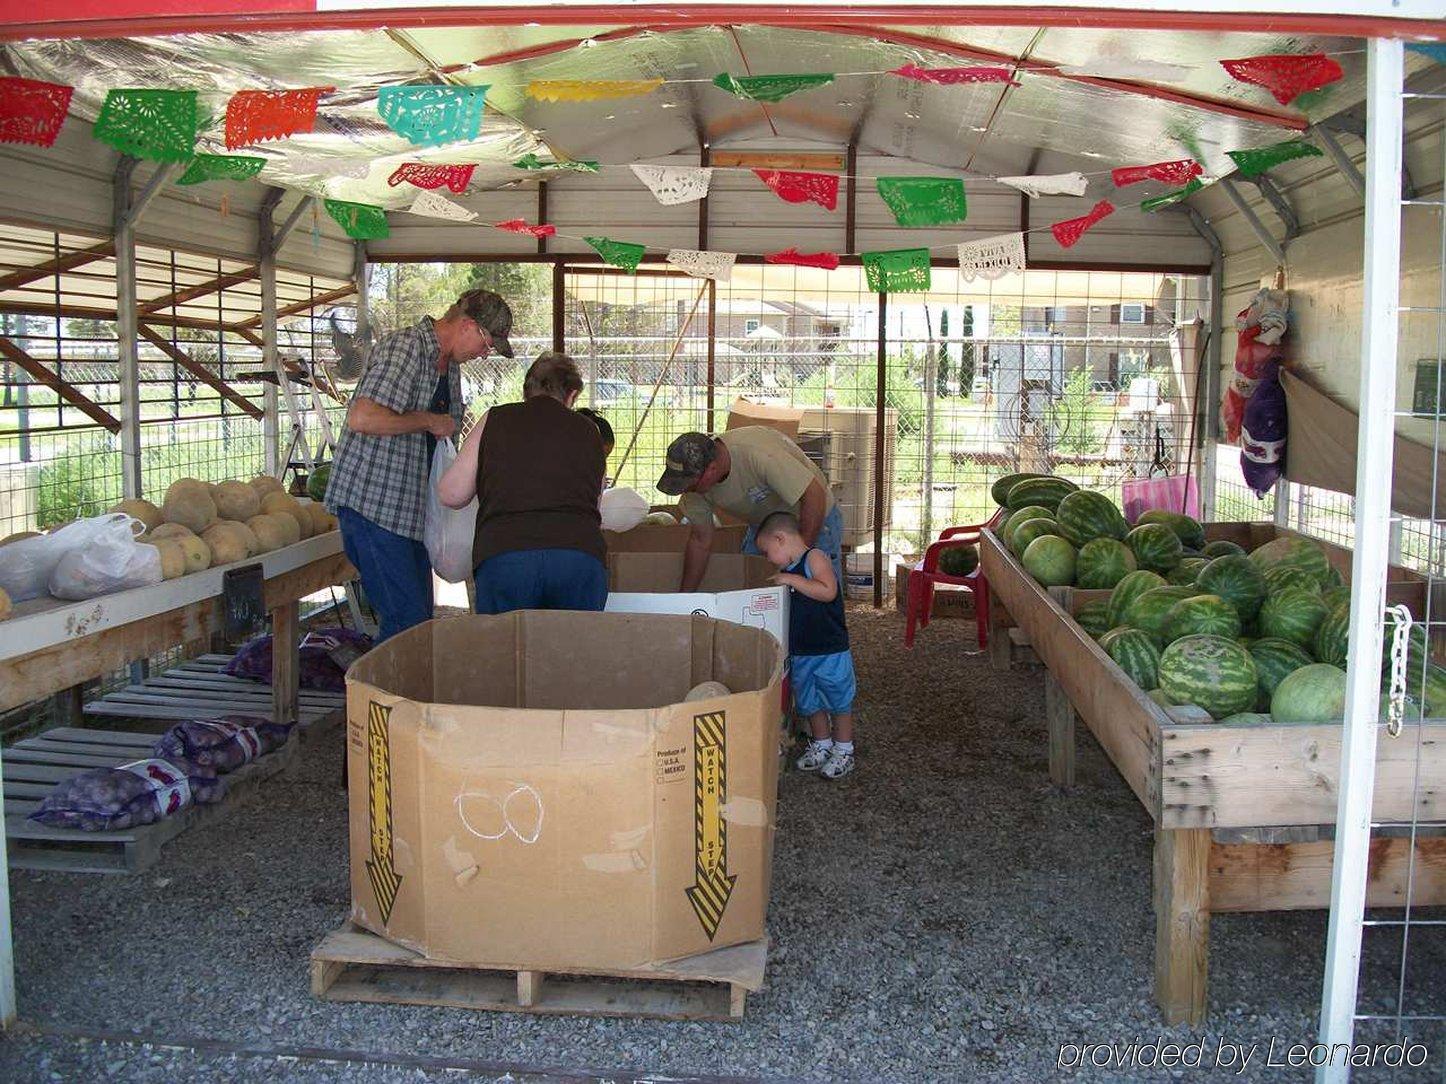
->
xmin=1226 ymin=139 xmax=1323 ymax=178
xmin=93 ymin=89 xmax=197 ymax=163
xmin=876 ymin=177 xmax=967 ymax=227
xmin=513 ymin=153 xmax=600 ymax=172
xmin=325 ymin=199 xmax=390 ymax=240
xmin=862 ymin=248 xmax=932 ymax=294
xmin=585 ymin=235 xmax=646 ymax=273
xmin=177 ymin=154 xmax=267 ymax=185
xmin=712 ymin=73 xmax=835 ymax=103
xmin=1140 ymin=177 xmax=1203 ymax=213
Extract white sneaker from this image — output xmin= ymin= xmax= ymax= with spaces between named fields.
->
xmin=820 ymin=748 xmax=856 ymax=780
xmin=796 ymin=741 xmax=832 ymax=772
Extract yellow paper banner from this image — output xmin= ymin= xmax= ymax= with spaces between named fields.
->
xmin=527 ymin=78 xmax=664 ymax=102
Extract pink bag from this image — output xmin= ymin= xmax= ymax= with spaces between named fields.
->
xmin=1123 ymin=473 xmax=1200 ymax=524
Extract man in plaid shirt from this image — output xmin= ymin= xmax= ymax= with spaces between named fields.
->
xmin=326 ymin=288 xmax=514 ymax=640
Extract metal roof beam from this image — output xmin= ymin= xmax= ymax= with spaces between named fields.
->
xmin=1220 ymin=177 xmax=1286 ymax=265
xmin=0 ymin=241 xmax=116 ymax=294
xmin=1247 ymin=176 xmax=1300 ymax=246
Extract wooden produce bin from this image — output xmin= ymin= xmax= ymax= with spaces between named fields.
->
xmin=980 ymin=522 xmax=1446 ymax=1025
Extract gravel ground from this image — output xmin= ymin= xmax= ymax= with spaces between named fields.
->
xmin=2 ymin=607 xmax=1443 ymax=1083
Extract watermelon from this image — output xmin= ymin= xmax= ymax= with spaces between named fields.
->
xmin=1105 ymin=628 xmax=1162 ymax=689
xmin=1009 ymin=518 xmax=1058 ymax=557
xmin=1166 ymin=558 xmax=1209 ymax=586
xmin=1164 ymin=594 xmax=1242 ymax=643
xmin=307 ymin=463 xmax=331 ymax=502
xmin=1006 ymin=476 xmax=1079 ymax=512
xmin=1313 ymin=602 xmax=1350 ymax=666
xmin=1125 ymin=523 xmax=1183 ymax=573
xmin=1021 ymin=535 xmax=1077 ymax=586
xmin=991 ymin=472 xmax=1048 ymax=507
xmin=1076 ymin=538 xmax=1137 ymax=590
xmin=1158 ymin=635 xmax=1259 ymax=719
xmin=1147 ymin=688 xmax=1173 ymax=709
xmin=1259 ymin=587 xmax=1330 ymax=647
xmin=1001 ymin=505 xmax=1053 ymax=548
xmin=1098 ymin=626 xmax=1132 ymax=651
xmin=938 ymin=545 xmax=978 ymax=577
xmin=1124 ymin=585 xmax=1197 ymax=646
xmin=1074 ymin=599 xmax=1112 ymax=638
xmin=1249 ymin=535 xmax=1334 ymax=590
xmin=1202 ymin=539 xmax=1247 ymax=558
xmin=1263 ymin=566 xmax=1323 ymax=596
xmin=1219 ymin=712 xmax=1273 ymax=725
xmin=1322 ymin=585 xmax=1352 ymax=610
xmin=1248 ymin=637 xmax=1314 ymax=710
xmin=1324 ymin=563 xmax=1345 ymax=588
xmin=1055 ymin=491 xmax=1128 ymax=547
xmin=1272 ymin=663 xmax=1348 ymax=723
xmin=1107 ymin=569 xmax=1167 ymax=628
xmin=1135 ymin=509 xmax=1206 ymax=550
xmin=1379 ymin=615 xmax=1446 ymax=715
xmin=1196 ymin=554 xmax=1268 ymax=621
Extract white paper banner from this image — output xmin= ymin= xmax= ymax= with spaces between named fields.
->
xmin=1057 ymin=58 xmax=1194 ymax=81
xmin=282 ymin=156 xmax=372 ymax=180
xmin=406 ymin=190 xmax=478 ymax=222
xmin=631 ymin=164 xmax=713 ymax=206
xmin=667 ymin=249 xmax=736 ymax=282
xmin=996 ymin=172 xmax=1089 ymax=199
xmin=957 ymin=233 xmax=1026 ymax=282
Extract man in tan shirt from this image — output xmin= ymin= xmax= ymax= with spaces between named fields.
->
xmin=657 ymin=427 xmax=843 ymax=591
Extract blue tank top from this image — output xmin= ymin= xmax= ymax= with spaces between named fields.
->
xmin=786 ymin=548 xmax=849 ymax=657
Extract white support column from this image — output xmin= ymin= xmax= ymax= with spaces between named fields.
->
xmin=260 ymin=195 xmax=282 ymax=476
xmin=1275 ymin=479 xmax=1294 ymax=529
xmin=353 ymin=241 xmax=370 ymax=343
xmin=1316 ymin=38 xmax=1405 ymax=1083
xmin=114 ymin=159 xmax=142 ymax=499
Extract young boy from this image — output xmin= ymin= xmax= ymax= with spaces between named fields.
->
xmin=755 ymin=509 xmax=857 ymax=780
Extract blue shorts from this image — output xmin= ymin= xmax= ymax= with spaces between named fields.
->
xmin=790 ymin=650 xmax=856 ymax=715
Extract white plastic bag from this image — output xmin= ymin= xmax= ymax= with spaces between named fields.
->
xmin=0 ymin=514 xmax=130 ymax=602
xmin=425 ymin=439 xmax=477 ymax=584
xmin=49 ymin=513 xmax=163 ymax=600
xmin=599 ymin=486 xmax=649 ymax=532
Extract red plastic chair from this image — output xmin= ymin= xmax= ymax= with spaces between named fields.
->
xmin=904 ymin=510 xmax=1005 ymax=649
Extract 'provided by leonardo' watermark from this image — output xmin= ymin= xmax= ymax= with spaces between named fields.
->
xmin=1057 ymin=1036 xmax=1431 ymax=1074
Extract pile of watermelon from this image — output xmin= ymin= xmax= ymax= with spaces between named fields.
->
xmin=991 ymin=472 xmax=1445 ymax=725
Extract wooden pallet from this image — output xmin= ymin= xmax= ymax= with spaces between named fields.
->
xmin=310 ymin=923 xmax=768 ymax=1022
xmin=83 ymin=653 xmax=345 ymax=737
xmin=4 ymin=725 xmax=297 ymax=874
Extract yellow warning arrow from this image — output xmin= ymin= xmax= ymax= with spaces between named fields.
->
xmin=365 ymin=701 xmax=402 ymax=923
xmin=686 ymin=710 xmax=736 ymax=939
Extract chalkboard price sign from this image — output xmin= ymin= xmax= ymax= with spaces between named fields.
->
xmin=223 ymin=564 xmax=266 ymax=640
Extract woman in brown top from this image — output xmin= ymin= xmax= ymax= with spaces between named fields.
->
xmin=437 ymin=352 xmax=608 ymax=614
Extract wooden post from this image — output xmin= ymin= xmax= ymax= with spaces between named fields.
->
xmin=271 ymin=599 xmax=300 ymax=726
xmin=987 ymin=602 xmax=1012 ymax=672
xmin=1153 ymin=826 xmax=1211 ymax=1024
xmin=517 ymin=970 xmax=543 ymax=1007
xmin=1044 ymin=671 xmax=1076 ymax=786
xmin=50 ymin=683 xmax=85 ymax=727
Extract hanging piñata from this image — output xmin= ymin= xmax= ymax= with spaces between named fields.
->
xmin=1240 ymin=358 xmax=1288 ymax=496
xmin=1221 ymin=286 xmax=1289 ymax=445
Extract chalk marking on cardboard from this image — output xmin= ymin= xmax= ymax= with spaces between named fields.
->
xmin=455 ymin=782 xmax=544 ymax=844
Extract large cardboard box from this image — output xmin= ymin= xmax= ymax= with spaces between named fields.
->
xmin=605 ymin=552 xmax=790 ymax=651
xmin=725 ymin=398 xmax=805 ymax=439
xmin=347 ymin=611 xmax=784 ymax=971
xmin=603 ymin=517 xmax=747 ymax=555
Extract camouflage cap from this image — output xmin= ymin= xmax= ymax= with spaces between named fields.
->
xmin=657 ymin=432 xmax=718 ymax=495
xmin=457 ymin=288 xmax=515 ymax=357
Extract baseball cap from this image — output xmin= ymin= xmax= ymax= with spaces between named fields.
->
xmin=457 ymin=288 xmax=515 ymax=357
xmin=657 ymin=432 xmax=718 ymax=495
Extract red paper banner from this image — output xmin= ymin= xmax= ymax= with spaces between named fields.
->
xmin=1051 ymin=200 xmax=1115 ymax=249
xmin=0 ymin=77 xmax=72 ymax=148
xmin=387 ymin=162 xmax=476 ymax=194
xmin=1111 ymin=159 xmax=1203 ymax=187
xmin=764 ymin=248 xmax=840 ymax=270
xmin=753 ymin=169 xmax=840 ymax=211
xmin=225 ymin=87 xmax=331 ymax=149
xmin=1220 ymin=54 xmax=1344 ymax=106
xmin=890 ymin=62 xmax=1017 ymax=86
xmin=494 ymin=219 xmax=557 ymax=238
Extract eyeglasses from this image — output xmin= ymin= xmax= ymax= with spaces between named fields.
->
xmin=471 ymin=319 xmax=493 ymax=351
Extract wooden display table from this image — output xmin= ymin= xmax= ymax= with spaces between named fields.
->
xmin=980 ymin=522 xmax=1446 ymax=1025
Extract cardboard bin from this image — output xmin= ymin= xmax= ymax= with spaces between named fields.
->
xmin=605 ymin=552 xmax=790 ymax=652
xmin=347 ymin=610 xmax=785 ymax=971
xmin=604 ymin=504 xmax=748 ymax=556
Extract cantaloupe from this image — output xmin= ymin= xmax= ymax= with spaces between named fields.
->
xmin=260 ymin=492 xmax=308 ymax=539
xmin=107 ymin=498 xmax=162 ymax=533
xmin=0 ymin=585 xmax=11 ymax=621
xmin=200 ymin=522 xmax=249 ymax=566
xmin=212 ymin=480 xmax=260 ymax=522
xmin=316 ymin=511 xmax=338 ymax=532
xmin=146 ymin=522 xmax=194 ymax=542
xmin=246 ymin=514 xmax=290 ymax=553
xmin=685 ymin=681 xmax=732 ymax=701
xmin=264 ymin=508 xmax=301 ymax=546
xmin=162 ymin=484 xmax=217 ymax=534
xmin=301 ymin=503 xmax=331 ymax=538
xmin=0 ymin=530 xmax=40 ymax=547
xmin=147 ymin=539 xmax=187 ymax=580
xmin=176 ymin=534 xmax=210 ymax=573
xmin=250 ymin=475 xmax=285 ymax=499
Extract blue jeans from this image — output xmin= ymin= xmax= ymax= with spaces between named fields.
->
xmin=337 ymin=507 xmax=433 ymax=642
xmin=473 ymin=548 xmax=608 ymax=615
xmin=744 ymin=505 xmax=844 ymax=584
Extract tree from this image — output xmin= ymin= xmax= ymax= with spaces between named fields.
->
xmin=935 ymin=308 xmax=951 ymax=397
xmin=958 ymin=306 xmax=976 ymax=397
